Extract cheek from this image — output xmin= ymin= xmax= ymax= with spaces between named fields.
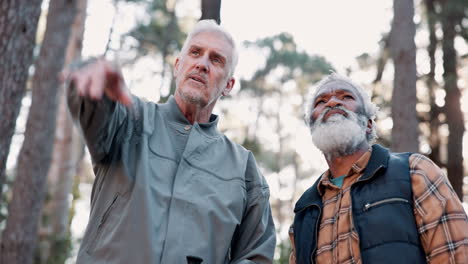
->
xmin=310 ymin=109 xmax=320 ymax=124
xmin=354 ymin=104 xmax=366 ymax=116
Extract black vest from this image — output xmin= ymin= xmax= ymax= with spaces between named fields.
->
xmin=292 ymin=144 xmax=427 ymax=264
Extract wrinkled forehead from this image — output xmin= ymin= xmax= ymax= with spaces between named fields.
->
xmin=313 ymin=80 xmax=364 ymax=103
xmin=189 ymin=31 xmax=234 ymax=54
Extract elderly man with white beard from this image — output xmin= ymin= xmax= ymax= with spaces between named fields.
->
xmin=289 ymin=73 xmax=468 ymax=264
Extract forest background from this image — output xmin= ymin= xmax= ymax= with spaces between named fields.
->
xmin=0 ymin=0 xmax=467 ymax=263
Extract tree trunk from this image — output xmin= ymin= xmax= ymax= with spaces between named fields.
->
xmin=0 ymin=0 xmax=79 ymax=263
xmin=424 ymin=0 xmax=442 ymax=166
xmin=440 ymin=1 xmax=464 ymax=199
xmin=373 ymin=34 xmax=390 ymax=84
xmin=0 ymin=0 xmax=43 ymax=199
xmin=200 ymin=0 xmax=221 ymax=24
xmin=389 ymin=0 xmax=419 ymax=152
xmin=37 ymin=0 xmax=88 ymax=262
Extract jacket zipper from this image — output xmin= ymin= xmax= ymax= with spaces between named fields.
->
xmin=87 ymin=193 xmax=120 ymax=254
xmin=363 ymin=197 xmax=409 ymax=211
xmin=100 ymin=193 xmax=120 ymax=227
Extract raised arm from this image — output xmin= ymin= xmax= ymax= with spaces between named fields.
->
xmin=64 ymin=58 xmax=135 ymax=162
xmin=64 ymin=58 xmax=132 ymax=106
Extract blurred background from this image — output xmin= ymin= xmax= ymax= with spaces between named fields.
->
xmin=0 ymin=0 xmax=467 ymax=263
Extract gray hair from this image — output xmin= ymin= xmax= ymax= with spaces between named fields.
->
xmin=180 ymin=20 xmax=239 ymax=77
xmin=304 ymin=73 xmax=378 ymax=144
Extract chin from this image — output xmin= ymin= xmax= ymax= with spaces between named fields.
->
xmin=180 ymin=90 xmax=208 ymax=107
xmin=311 ymin=114 xmax=367 ymax=158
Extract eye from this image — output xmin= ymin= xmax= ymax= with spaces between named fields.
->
xmin=314 ymin=99 xmax=325 ymax=107
xmin=190 ymin=49 xmax=200 ymax=56
xmin=343 ymin=95 xmax=354 ymax=100
xmin=211 ymin=56 xmax=224 ymax=65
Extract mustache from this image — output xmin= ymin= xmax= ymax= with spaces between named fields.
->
xmin=314 ymin=106 xmax=352 ymax=124
xmin=187 ymin=71 xmax=207 ymax=84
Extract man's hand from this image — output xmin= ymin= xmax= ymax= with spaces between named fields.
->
xmin=61 ymin=58 xmax=132 ymax=106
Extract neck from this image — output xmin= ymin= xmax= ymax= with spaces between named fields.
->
xmin=174 ymin=95 xmax=215 ymax=124
xmin=325 ymin=147 xmax=368 ymax=178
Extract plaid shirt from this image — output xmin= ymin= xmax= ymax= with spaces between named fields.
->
xmin=290 ymin=150 xmax=468 ymax=264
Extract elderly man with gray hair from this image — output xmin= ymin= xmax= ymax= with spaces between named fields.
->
xmin=65 ymin=20 xmax=276 ymax=264
xmin=289 ymin=73 xmax=468 ymax=264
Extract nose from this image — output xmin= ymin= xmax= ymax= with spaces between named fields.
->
xmin=195 ymin=55 xmax=210 ymax=73
xmin=325 ymin=96 xmax=342 ymax=108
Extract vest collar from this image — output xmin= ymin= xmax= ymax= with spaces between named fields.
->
xmin=294 ymin=144 xmax=390 ymax=213
xmin=294 ymin=177 xmax=323 ymax=213
xmin=358 ymin=144 xmax=390 ymax=181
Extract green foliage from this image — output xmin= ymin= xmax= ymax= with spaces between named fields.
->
xmin=69 ymin=170 xmax=82 ymax=228
xmin=239 ymin=33 xmax=334 ymax=173
xmin=242 ymin=137 xmax=262 ymax=157
xmin=116 ymin=0 xmax=191 ymax=101
xmin=48 ymin=234 xmax=73 ymax=264
xmin=0 ymin=169 xmax=15 ymax=233
xmin=274 ymin=239 xmax=292 ymax=264
xmin=442 ymin=0 xmax=468 ymax=41
xmin=242 ymin=32 xmax=334 ymax=93
xmin=34 ymin=233 xmax=73 ymax=264
xmin=123 ymin=0 xmax=186 ymax=58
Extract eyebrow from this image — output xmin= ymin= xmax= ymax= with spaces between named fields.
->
xmin=190 ymin=44 xmax=225 ymax=56
xmin=314 ymin=87 xmax=357 ymax=99
xmin=188 ymin=44 xmax=201 ymax=51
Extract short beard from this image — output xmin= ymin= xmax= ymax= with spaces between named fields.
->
xmin=310 ymin=107 xmax=368 ymax=159
xmin=178 ymin=89 xmax=207 ymax=107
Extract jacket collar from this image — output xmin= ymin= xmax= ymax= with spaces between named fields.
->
xmin=294 ymin=144 xmax=390 ymax=213
xmin=160 ymin=96 xmax=221 ymax=138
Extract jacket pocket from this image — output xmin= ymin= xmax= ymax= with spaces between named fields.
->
xmin=86 ymin=192 xmax=121 ymax=255
xmin=362 ymin=197 xmax=409 ymax=212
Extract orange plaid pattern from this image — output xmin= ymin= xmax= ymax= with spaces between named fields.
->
xmin=411 ymin=154 xmax=468 ymax=263
xmin=290 ymin=150 xmax=468 ymax=264
xmin=314 ymin=151 xmax=370 ymax=264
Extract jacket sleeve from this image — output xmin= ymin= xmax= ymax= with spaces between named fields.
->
xmin=229 ymin=152 xmax=276 ymax=264
xmin=66 ymin=81 xmax=139 ymax=163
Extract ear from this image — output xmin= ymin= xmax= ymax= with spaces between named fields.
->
xmin=366 ymin=119 xmax=373 ymax=134
xmin=173 ymin=58 xmax=180 ymax=77
xmin=222 ymin=77 xmax=235 ymax=96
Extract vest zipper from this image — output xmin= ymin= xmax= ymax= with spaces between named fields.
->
xmin=349 ymin=165 xmax=384 ymax=240
xmin=363 ymin=197 xmax=409 ymax=211
xmin=311 ymin=204 xmax=321 ymax=264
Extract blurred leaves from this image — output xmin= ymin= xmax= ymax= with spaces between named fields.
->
xmin=243 ymin=33 xmax=334 ymax=93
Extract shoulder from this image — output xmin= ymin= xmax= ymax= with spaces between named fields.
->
xmin=294 ymin=175 xmax=323 ymax=213
xmin=408 ymin=153 xmax=444 ymax=188
xmin=226 ymin=137 xmax=269 ymax=190
xmin=130 ymin=97 xmax=161 ymax=134
xmin=218 ymin=134 xmax=251 ymax=161
xmin=408 ymin=153 xmax=456 ymax=207
xmin=408 ymin=153 xmax=442 ymax=178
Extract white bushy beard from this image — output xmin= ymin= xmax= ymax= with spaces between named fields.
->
xmin=310 ymin=107 xmax=368 ymax=159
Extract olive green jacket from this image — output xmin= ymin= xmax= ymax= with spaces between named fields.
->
xmin=67 ymin=87 xmax=276 ymax=264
